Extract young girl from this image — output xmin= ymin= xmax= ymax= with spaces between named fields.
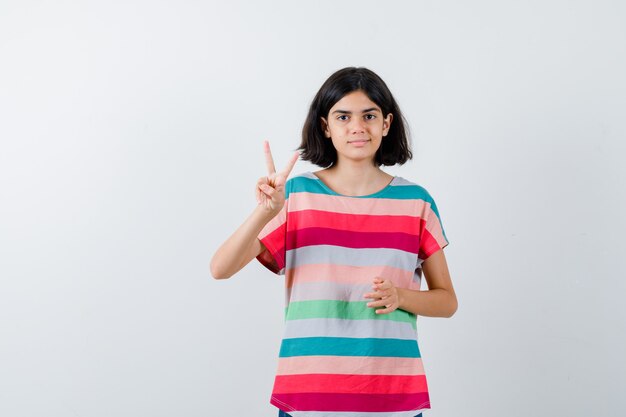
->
xmin=211 ymin=67 xmax=457 ymax=417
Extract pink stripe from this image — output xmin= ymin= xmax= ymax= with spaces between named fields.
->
xmin=418 ymin=229 xmax=447 ymax=260
xmin=285 ymin=264 xmax=415 ymax=289
xmin=276 ymin=356 xmax=425 ymax=376
xmin=258 ymin=224 xmax=286 ymax=272
xmin=424 ymin=205 xmax=447 ymax=247
xmin=271 ymin=392 xmax=430 ymax=412
xmin=286 ymin=228 xmax=419 ymax=253
xmin=258 ymin=204 xmax=287 ymax=239
xmin=289 ymin=193 xmax=430 ymax=216
xmin=287 ymin=210 xmax=423 ymax=234
xmin=257 ymin=204 xmax=288 ymax=272
xmin=273 ymin=373 xmax=428 ymax=395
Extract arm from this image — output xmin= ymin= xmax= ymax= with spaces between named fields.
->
xmin=364 ymin=249 xmax=458 ymax=318
xmin=397 ymin=249 xmax=458 ymax=317
xmin=210 ymin=141 xmax=299 ymax=280
xmin=209 ymin=206 xmax=275 ymax=280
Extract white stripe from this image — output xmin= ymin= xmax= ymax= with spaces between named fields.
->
xmin=282 ymin=317 xmax=417 ymax=340
xmin=286 ymin=245 xmax=417 ymax=272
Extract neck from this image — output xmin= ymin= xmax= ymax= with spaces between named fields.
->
xmin=330 ymin=160 xmax=379 ymax=181
xmin=323 ymin=158 xmax=390 ymax=195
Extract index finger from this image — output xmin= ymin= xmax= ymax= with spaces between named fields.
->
xmin=281 ymin=150 xmax=300 ymax=178
xmin=264 ymin=140 xmax=277 ymax=175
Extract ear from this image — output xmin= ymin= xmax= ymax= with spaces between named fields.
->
xmin=382 ymin=113 xmax=393 ymax=137
xmin=320 ymin=117 xmax=331 ymax=138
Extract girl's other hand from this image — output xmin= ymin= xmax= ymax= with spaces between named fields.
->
xmin=256 ymin=140 xmax=299 ymax=216
xmin=364 ymin=278 xmax=400 ymax=314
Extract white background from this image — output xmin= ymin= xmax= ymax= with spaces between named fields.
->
xmin=1 ymin=1 xmax=625 ymax=416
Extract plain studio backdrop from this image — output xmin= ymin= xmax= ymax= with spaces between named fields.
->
xmin=1 ymin=1 xmax=625 ymax=416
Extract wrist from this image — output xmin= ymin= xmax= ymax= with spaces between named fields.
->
xmin=397 ymin=287 xmax=407 ymax=310
xmin=253 ymin=204 xmax=281 ymax=222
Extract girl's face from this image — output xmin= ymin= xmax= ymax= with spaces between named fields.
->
xmin=321 ymin=90 xmax=393 ymax=166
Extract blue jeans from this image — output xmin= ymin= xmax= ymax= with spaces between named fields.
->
xmin=279 ymin=412 xmax=423 ymax=417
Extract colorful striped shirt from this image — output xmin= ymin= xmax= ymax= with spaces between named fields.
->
xmin=256 ymin=172 xmax=450 ymax=417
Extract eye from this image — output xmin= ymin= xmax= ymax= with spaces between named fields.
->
xmin=364 ymin=114 xmax=376 ymax=120
xmin=337 ymin=115 xmax=349 ymax=121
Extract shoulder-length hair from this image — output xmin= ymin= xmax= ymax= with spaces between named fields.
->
xmin=299 ymin=67 xmax=412 ymax=168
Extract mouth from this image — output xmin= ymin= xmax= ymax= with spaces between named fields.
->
xmin=348 ymin=139 xmax=371 ymax=144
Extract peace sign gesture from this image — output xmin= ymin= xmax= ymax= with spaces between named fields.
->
xmin=256 ymin=140 xmax=300 ymax=216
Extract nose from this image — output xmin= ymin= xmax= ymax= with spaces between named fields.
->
xmin=349 ymin=117 xmax=366 ymax=134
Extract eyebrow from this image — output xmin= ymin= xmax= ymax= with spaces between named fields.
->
xmin=331 ymin=107 xmax=381 ymax=115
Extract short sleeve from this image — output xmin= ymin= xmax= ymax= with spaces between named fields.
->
xmin=256 ymin=205 xmax=287 ymax=275
xmin=418 ymin=193 xmax=450 ymax=262
xmin=255 ymin=179 xmax=292 ymax=275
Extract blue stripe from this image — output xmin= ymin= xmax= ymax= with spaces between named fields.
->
xmin=426 ymin=195 xmax=448 ymax=243
xmin=287 ymin=175 xmax=433 ymax=201
xmin=279 ymin=336 xmax=421 ymax=358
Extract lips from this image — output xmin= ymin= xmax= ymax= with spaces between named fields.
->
xmin=348 ymin=139 xmax=371 ymax=143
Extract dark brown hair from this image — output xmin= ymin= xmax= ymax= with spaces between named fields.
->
xmin=298 ymin=67 xmax=412 ymax=167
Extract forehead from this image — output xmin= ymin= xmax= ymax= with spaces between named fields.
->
xmin=330 ymin=90 xmax=381 ymax=112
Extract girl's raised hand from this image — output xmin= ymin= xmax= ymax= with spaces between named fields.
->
xmin=256 ymin=140 xmax=300 ymax=216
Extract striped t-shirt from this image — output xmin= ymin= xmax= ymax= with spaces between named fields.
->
xmin=256 ymin=171 xmax=449 ymax=417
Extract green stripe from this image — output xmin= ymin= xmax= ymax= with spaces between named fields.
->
xmin=279 ymin=336 xmax=421 ymax=358
xmin=285 ymin=300 xmax=416 ymax=329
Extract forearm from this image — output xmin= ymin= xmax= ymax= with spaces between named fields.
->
xmin=397 ymin=287 xmax=458 ymax=318
xmin=210 ymin=205 xmax=276 ymax=279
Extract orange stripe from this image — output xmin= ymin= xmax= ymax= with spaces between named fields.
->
xmin=273 ymin=373 xmax=428 ymax=394
xmin=287 ymin=210 xmax=422 ymax=234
